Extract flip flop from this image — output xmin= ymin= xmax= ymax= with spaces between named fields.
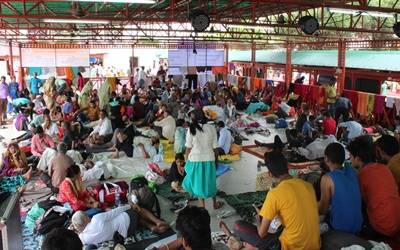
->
xmin=214 ymin=200 xmax=225 ymax=210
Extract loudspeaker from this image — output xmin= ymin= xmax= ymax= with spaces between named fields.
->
xmin=298 ymin=16 xmax=319 ymax=35
xmin=190 ymin=11 xmax=210 ymax=32
xmin=393 ymin=22 xmax=400 ymax=38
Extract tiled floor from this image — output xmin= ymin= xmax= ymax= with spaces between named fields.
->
xmin=0 ymin=115 xmax=280 ymax=249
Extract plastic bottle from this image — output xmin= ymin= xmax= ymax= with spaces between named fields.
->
xmin=115 ymin=192 xmax=120 ymax=207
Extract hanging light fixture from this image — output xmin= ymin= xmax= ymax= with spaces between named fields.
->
xmin=189 ymin=10 xmax=211 ymax=32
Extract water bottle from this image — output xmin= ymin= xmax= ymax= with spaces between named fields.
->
xmin=115 ymin=192 xmax=120 ymax=207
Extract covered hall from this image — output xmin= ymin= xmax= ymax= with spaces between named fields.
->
xmin=0 ymin=0 xmax=399 ymax=250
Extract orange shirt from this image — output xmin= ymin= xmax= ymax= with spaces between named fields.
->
xmin=358 ymin=163 xmax=400 ymax=236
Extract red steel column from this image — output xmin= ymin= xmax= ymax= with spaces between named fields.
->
xmin=9 ymin=41 xmax=14 ymax=77
xmin=224 ymin=43 xmax=229 ymax=83
xmin=285 ymin=41 xmax=292 ymax=89
xmin=337 ymin=40 xmax=346 ymax=94
xmin=251 ymin=41 xmax=256 ymax=91
xmin=18 ymin=43 xmax=24 ymax=90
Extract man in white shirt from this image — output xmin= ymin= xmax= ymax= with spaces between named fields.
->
xmin=338 ymin=119 xmax=363 ymax=143
xmin=71 ymin=204 xmax=169 ymax=246
xmin=137 ymin=66 xmax=147 ymax=89
xmin=88 ymin=109 xmax=113 ymax=145
xmin=215 ymin=121 xmax=233 ymax=156
xmin=154 ymin=110 xmax=176 ymax=142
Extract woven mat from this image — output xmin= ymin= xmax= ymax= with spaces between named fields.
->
xmin=242 ymin=145 xmax=269 ymax=159
xmin=157 ymin=182 xmax=191 ymax=202
xmin=223 ymin=191 xmax=267 ymax=222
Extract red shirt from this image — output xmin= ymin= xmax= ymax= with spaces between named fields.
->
xmin=358 ymin=163 xmax=400 ymax=236
xmin=322 ymin=117 xmax=337 ymax=136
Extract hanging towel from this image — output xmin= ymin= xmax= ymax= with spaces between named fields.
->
xmin=108 ymin=77 xmax=117 ymax=93
xmin=345 ymin=90 xmax=358 ymax=113
xmin=318 ymin=86 xmax=326 ymax=105
xmin=65 ymin=67 xmax=74 ymax=81
xmin=395 ymin=98 xmax=400 ymax=115
xmin=374 ymin=95 xmax=385 ymax=114
xmin=357 ymin=92 xmax=369 ymax=117
xmin=212 ymin=66 xmax=226 ymax=74
xmin=386 ymin=96 xmax=395 ymax=108
xmin=366 ymin=94 xmax=375 ymax=116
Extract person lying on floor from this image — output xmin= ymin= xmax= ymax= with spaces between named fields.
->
xmin=149 ymin=206 xmax=212 ymax=250
xmin=41 ymin=228 xmax=83 ymax=250
xmin=71 ymin=201 xmax=169 ymax=246
xmin=233 ymin=150 xmax=320 ymax=250
xmin=347 ymin=136 xmax=400 ymax=238
xmin=319 ymin=142 xmax=363 ymax=234
xmin=58 ymin=164 xmax=100 ymax=215
xmin=79 ymin=159 xmax=111 ymax=182
xmin=133 ymin=137 xmax=164 ymax=162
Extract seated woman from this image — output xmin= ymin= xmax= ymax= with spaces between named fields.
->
xmin=31 ymin=125 xmax=56 ymax=158
xmin=71 ymin=203 xmax=169 ymax=246
xmin=58 ymin=164 xmax=100 ymax=214
xmin=0 ymin=143 xmax=32 ymax=192
xmin=167 ymin=153 xmax=186 ymax=193
xmin=111 ymin=128 xmax=134 ymax=158
xmin=50 ymin=106 xmax=64 ymax=124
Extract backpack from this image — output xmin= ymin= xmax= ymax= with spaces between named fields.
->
xmin=275 ymin=118 xmax=288 ymax=129
xmin=36 ymin=207 xmax=71 ymax=235
xmin=130 ymin=177 xmax=161 ymax=218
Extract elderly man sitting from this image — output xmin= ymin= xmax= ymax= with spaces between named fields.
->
xmin=71 ymin=203 xmax=169 ymax=246
xmin=86 ymin=109 xmax=113 ymax=146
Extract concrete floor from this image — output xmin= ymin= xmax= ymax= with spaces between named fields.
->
xmin=0 ymin=114 xmax=282 ymax=249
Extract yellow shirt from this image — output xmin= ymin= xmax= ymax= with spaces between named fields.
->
xmin=387 ymin=152 xmax=400 ymax=191
xmin=259 ymin=178 xmax=320 ymax=250
xmin=326 ymin=85 xmax=337 ymax=104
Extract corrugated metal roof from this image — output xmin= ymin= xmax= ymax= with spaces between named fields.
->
xmin=229 ymin=49 xmax=400 ymax=71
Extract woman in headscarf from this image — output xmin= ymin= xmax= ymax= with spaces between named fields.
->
xmin=43 ymin=76 xmax=57 ymax=110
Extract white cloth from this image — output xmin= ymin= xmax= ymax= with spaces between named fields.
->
xmin=37 ymin=148 xmax=57 ymax=171
xmin=338 ymin=121 xmax=363 ymax=141
xmin=154 ymin=115 xmax=176 ymax=142
xmin=44 ymin=122 xmax=59 ymax=139
xmin=133 ymin=144 xmax=164 ymax=163
xmin=92 ymin=117 xmax=113 ymax=137
xmin=80 ymin=161 xmax=111 ymax=182
xmin=386 ymin=97 xmax=395 ymax=108
xmin=79 ymin=205 xmax=131 ymax=245
xmin=185 ymin=124 xmax=218 ymax=162
xmin=279 ymin=102 xmax=291 ymax=115
xmin=297 ymin=135 xmax=338 ymax=160
xmin=66 ymin=150 xmax=83 ymax=164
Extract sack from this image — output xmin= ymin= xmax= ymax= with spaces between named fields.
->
xmin=36 ymin=208 xmax=70 ymax=235
xmin=130 ymin=177 xmax=161 ymax=218
xmin=95 ymin=181 xmax=128 ymax=205
xmin=229 ymin=144 xmax=242 ymax=155
xmin=275 ymin=118 xmax=288 ymax=129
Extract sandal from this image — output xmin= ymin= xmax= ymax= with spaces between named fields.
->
xmin=214 ymin=200 xmax=225 ymax=210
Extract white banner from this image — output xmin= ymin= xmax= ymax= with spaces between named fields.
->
xmin=168 ymin=49 xmax=224 ymax=67
xmin=21 ymin=48 xmax=89 ymax=67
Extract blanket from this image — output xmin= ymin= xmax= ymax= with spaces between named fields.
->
xmin=91 ymin=152 xmax=169 ymax=179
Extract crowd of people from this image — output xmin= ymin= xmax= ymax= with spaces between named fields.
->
xmin=0 ymin=68 xmax=399 ymax=250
